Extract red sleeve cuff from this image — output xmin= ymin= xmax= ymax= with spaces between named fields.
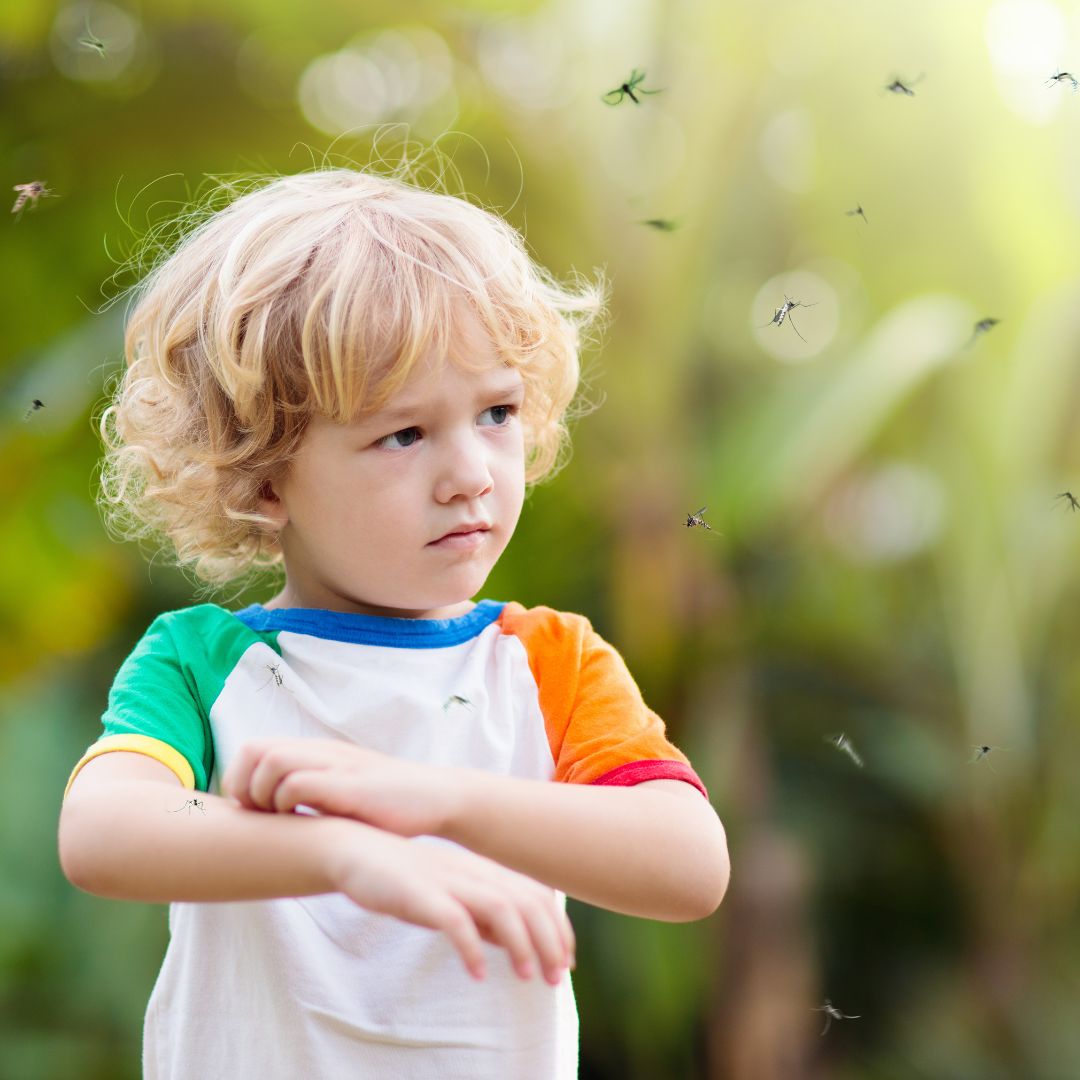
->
xmin=590 ymin=759 xmax=709 ymax=800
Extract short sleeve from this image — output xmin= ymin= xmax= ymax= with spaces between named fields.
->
xmin=64 ymin=614 xmax=213 ymax=799
xmin=498 ymin=603 xmax=709 ymax=799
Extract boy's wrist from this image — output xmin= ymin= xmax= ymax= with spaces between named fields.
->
xmin=316 ymin=814 xmax=381 ymax=892
xmin=438 ymin=768 xmax=496 ymax=844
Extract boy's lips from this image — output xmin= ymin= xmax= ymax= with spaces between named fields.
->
xmin=428 ymin=523 xmax=492 ymax=549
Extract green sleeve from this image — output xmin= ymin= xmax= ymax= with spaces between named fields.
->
xmin=98 ymin=612 xmax=215 ymax=791
xmin=64 ymin=604 xmax=279 ymax=798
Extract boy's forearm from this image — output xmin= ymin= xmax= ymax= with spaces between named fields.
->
xmin=59 ymin=781 xmax=353 ymax=902
xmin=440 ymin=775 xmax=729 ymax=921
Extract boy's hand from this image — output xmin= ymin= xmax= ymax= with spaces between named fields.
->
xmin=221 ymin=738 xmax=463 ymax=838
xmin=323 ymin=820 xmax=575 ymax=985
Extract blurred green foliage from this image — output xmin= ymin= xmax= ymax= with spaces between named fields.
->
xmin=5 ymin=0 xmax=1080 ymax=1076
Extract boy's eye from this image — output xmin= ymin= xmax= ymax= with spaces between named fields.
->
xmin=374 ymin=405 xmax=518 ymax=450
xmin=377 ymin=427 xmax=420 ymax=450
xmin=480 ymin=404 xmax=517 ymax=426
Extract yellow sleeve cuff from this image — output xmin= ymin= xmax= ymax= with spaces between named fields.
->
xmin=63 ymin=734 xmax=197 ymax=800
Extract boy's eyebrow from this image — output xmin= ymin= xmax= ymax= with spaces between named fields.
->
xmin=363 ymin=379 xmax=525 ymax=426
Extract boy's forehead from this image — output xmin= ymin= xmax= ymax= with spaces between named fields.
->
xmin=346 ymin=357 xmax=522 ymax=425
xmin=329 ymin=302 xmax=524 ymax=427
xmin=400 ymin=355 xmax=521 ymax=399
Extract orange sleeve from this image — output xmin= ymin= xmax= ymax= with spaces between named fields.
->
xmin=497 ymin=602 xmax=708 ymax=798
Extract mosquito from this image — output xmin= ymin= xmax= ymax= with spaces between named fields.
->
xmin=256 ymin=661 xmax=294 ymax=694
xmin=640 ymin=218 xmax=680 ymax=232
xmin=442 ymin=694 xmax=474 ymax=713
xmin=602 ymin=68 xmax=662 ymax=106
xmin=11 ymin=181 xmax=53 ymax=216
xmin=23 ymin=399 xmax=45 ymax=421
xmin=969 ymin=744 xmax=1008 ymax=773
xmin=844 ymin=204 xmax=869 ymax=225
xmin=78 ymin=16 xmax=108 ymax=57
xmin=826 ymin=732 xmax=864 ymax=768
xmin=761 ymin=295 xmax=816 ymax=342
xmin=963 ymin=317 xmax=1000 ymax=349
xmin=684 ymin=506 xmax=720 ymax=533
xmin=814 ymin=999 xmax=860 ymax=1035
xmin=884 ymin=74 xmax=923 ymax=96
xmin=1048 ymin=70 xmax=1079 ymax=92
xmin=1055 ymin=492 xmax=1080 ymax=512
xmin=170 ymin=798 xmax=206 ymax=816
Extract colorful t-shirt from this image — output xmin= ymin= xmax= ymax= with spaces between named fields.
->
xmin=65 ymin=600 xmax=708 ymax=1080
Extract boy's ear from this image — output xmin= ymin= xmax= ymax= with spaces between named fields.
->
xmin=256 ymin=480 xmax=289 ymax=530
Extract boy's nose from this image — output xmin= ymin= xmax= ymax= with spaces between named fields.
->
xmin=434 ymin=433 xmax=494 ymax=503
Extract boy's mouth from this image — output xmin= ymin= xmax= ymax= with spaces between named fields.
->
xmin=429 ymin=523 xmax=491 ymax=546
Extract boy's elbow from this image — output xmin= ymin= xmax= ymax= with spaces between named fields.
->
xmin=700 ymin=834 xmax=731 ymax=917
xmin=684 ymin=828 xmax=730 ymax=920
xmin=58 ymin=804 xmax=94 ymax=892
xmin=60 ymin=855 xmax=98 ymax=896
xmin=58 ymin=797 xmax=112 ymax=895
xmin=665 ymin=812 xmax=730 ymax=922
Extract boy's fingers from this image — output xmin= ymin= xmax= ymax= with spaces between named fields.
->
xmin=562 ymin=908 xmax=576 ymax=969
xmin=468 ymin=889 xmax=537 ymax=980
xmin=392 ymin=883 xmax=488 ymax=980
xmin=539 ymin=890 xmax=574 ymax=968
xmin=406 ymin=845 xmax=572 ymax=982
xmin=220 ymin=746 xmax=258 ymax=807
xmin=232 ymin=740 xmax=315 ymax=809
xmin=333 ymin=834 xmax=564 ymax=984
xmin=225 ymin=740 xmax=297 ymax=808
xmin=246 ymin=756 xmax=284 ymax=810
xmin=527 ymin=882 xmax=574 ymax=964
xmin=515 ymin=890 xmax=572 ymax=984
xmin=249 ymin=748 xmax=319 ymax=810
xmin=429 ymin=899 xmax=488 ymax=980
xmin=274 ymin=769 xmax=364 ymax=818
xmin=273 ymin=772 xmax=310 ymax=814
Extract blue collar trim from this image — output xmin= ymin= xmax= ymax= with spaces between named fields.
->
xmin=231 ymin=599 xmax=505 ymax=648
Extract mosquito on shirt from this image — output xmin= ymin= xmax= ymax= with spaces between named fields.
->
xmin=443 ymin=694 xmax=475 ymax=713
xmin=256 ymin=661 xmax=295 ymax=695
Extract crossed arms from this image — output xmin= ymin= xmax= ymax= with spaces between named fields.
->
xmin=58 ymin=740 xmax=729 ymax=982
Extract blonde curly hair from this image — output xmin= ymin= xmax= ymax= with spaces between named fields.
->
xmin=97 ymin=166 xmax=607 ymax=590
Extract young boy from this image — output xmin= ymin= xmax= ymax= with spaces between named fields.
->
xmin=57 ymin=167 xmax=729 ymax=1078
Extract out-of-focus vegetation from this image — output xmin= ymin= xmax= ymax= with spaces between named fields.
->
xmin=5 ymin=0 xmax=1080 ymax=1076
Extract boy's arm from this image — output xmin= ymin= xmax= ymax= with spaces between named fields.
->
xmin=59 ymin=751 xmax=346 ymax=901
xmin=221 ymin=740 xmax=729 ymax=923
xmin=440 ymin=775 xmax=730 ymax=923
xmin=59 ymin=752 xmax=576 ymax=984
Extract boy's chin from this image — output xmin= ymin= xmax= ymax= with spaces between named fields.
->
xmin=426 ymin=600 xmax=478 ymax=619
xmin=373 ymin=589 xmax=480 ymax=619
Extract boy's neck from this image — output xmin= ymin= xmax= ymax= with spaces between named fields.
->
xmin=260 ymin=592 xmax=477 ymax=620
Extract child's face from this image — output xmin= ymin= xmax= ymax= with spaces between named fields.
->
xmin=259 ymin=310 xmax=526 ymax=618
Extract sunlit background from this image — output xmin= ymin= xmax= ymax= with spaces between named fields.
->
xmin=5 ymin=0 xmax=1080 ymax=1076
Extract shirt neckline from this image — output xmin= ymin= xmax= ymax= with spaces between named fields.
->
xmin=231 ymin=599 xmax=505 ymax=648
